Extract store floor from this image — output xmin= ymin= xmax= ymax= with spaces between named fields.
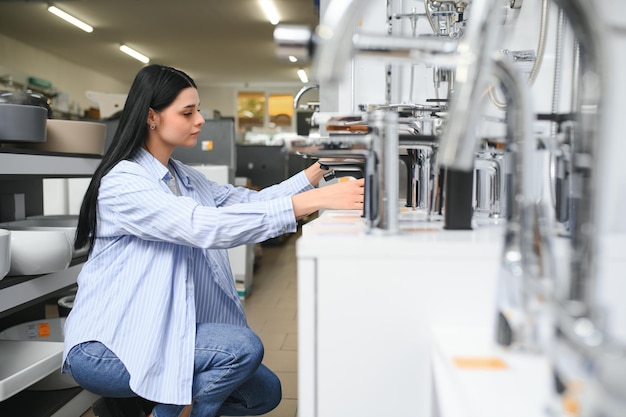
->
xmin=81 ymin=231 xmax=301 ymax=417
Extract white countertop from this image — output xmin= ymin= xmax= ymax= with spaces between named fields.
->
xmin=298 ymin=208 xmax=507 ymax=260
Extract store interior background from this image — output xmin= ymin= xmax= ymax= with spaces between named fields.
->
xmin=0 ymin=0 xmax=322 ymax=138
xmin=2 ymin=0 xmax=626 ymax=416
xmin=0 ymin=1 xmax=321 ymax=416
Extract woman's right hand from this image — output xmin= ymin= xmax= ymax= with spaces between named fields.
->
xmin=319 ymin=178 xmax=365 ymax=210
xmin=292 ymin=178 xmax=365 ymax=219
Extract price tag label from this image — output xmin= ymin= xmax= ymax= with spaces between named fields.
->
xmin=38 ymin=322 xmax=51 ymax=338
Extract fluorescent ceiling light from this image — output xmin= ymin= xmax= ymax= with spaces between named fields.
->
xmin=259 ymin=0 xmax=280 ymax=25
xmin=48 ymin=6 xmax=93 ymax=33
xmin=120 ymin=44 xmax=150 ymax=64
xmin=297 ymin=69 xmax=309 ymax=83
xmin=289 ymin=56 xmax=298 ymax=63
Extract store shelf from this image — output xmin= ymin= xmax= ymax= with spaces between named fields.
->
xmin=0 ymin=149 xmax=100 ymax=177
xmin=0 ymin=146 xmax=96 ymax=412
xmin=0 ymin=340 xmax=64 ymax=402
xmin=0 ymin=264 xmax=83 ymax=317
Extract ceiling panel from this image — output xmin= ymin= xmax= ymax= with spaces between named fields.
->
xmin=0 ymin=0 xmax=320 ymax=86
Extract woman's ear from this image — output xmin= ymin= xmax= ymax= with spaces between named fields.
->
xmin=147 ymin=108 xmax=158 ymax=127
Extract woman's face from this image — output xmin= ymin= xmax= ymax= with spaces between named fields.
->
xmin=150 ymin=87 xmax=205 ymax=150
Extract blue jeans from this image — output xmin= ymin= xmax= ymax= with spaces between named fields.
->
xmin=65 ymin=323 xmax=282 ymax=417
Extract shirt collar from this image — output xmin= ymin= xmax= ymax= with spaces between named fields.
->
xmin=133 ymin=148 xmax=194 ymax=190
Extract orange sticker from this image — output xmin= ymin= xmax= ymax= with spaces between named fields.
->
xmin=562 ymin=394 xmax=580 ymax=415
xmin=38 ymin=322 xmax=51 ymax=338
xmin=452 ymin=356 xmax=508 ymax=370
xmin=403 ymin=228 xmax=440 ymax=233
xmin=201 ymin=140 xmax=214 ymax=151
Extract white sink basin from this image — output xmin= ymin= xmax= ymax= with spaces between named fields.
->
xmin=0 ymin=229 xmax=10 ymax=281
xmin=0 ymin=215 xmax=88 ymax=257
xmin=5 ymin=229 xmax=72 ymax=276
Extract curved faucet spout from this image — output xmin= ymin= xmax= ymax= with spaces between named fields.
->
xmin=294 ymin=85 xmax=319 ymax=110
xmin=493 ymin=55 xmax=557 ymax=351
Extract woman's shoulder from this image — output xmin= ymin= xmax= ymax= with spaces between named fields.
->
xmin=103 ymin=158 xmax=161 ymax=188
xmin=109 ymin=159 xmax=149 ymax=176
xmin=112 ymin=150 xmax=165 ymax=177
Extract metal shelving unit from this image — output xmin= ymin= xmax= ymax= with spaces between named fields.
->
xmin=0 ymin=149 xmax=99 ymax=415
xmin=0 ymin=149 xmax=100 ymax=177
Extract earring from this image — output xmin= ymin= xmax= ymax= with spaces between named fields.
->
xmin=150 ymin=124 xmax=156 ymax=130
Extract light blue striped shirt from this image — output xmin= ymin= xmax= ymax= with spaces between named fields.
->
xmin=62 ymin=148 xmax=312 ymax=404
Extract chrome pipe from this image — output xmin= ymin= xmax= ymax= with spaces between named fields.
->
xmin=313 ymin=0 xmax=373 ymax=83
xmin=549 ymin=0 xmax=602 ymax=318
xmin=351 ymin=33 xmax=459 ymax=67
xmin=368 ymin=110 xmax=399 ymax=232
xmin=273 ymin=24 xmax=314 ymax=63
xmin=437 ymin=0 xmax=506 ymax=171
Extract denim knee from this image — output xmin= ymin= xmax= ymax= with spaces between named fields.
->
xmin=231 ymin=327 xmax=264 ymax=364
xmin=195 ymin=324 xmax=264 ymax=366
xmin=65 ymin=341 xmax=135 ymax=398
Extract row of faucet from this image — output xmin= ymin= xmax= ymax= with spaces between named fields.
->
xmin=277 ymin=0 xmax=623 ymax=415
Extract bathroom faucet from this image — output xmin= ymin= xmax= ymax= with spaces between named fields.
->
xmin=491 ymin=55 xmax=557 ymax=352
xmin=437 ymin=0 xmax=506 ymax=170
xmin=540 ymin=1 xmax=626 ymax=415
xmin=294 ymin=84 xmax=319 ymax=110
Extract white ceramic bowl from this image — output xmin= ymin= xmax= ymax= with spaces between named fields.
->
xmin=0 ymin=229 xmax=10 ymax=281
xmin=1 ymin=216 xmax=87 ymax=257
xmin=7 ymin=229 xmax=72 ymax=276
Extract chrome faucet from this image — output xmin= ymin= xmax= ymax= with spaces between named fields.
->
xmin=491 ymin=55 xmax=557 ymax=352
xmin=542 ymin=1 xmax=626 ymax=416
xmin=437 ymin=0 xmax=506 ymax=170
xmin=294 ymin=84 xmax=319 ymax=110
xmin=274 ymin=0 xmax=460 ymax=83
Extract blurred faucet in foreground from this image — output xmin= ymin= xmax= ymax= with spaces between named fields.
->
xmin=492 ymin=55 xmax=557 ymax=353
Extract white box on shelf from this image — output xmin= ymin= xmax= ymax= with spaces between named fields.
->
xmin=228 ymin=244 xmax=254 ymax=299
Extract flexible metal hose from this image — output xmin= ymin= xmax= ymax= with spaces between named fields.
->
xmin=528 ymin=0 xmax=550 ymax=85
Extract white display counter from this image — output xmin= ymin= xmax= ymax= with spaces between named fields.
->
xmin=430 ymin=326 xmax=554 ymax=417
xmin=296 ymin=209 xmax=506 ymax=417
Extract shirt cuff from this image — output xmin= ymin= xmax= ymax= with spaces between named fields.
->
xmin=268 ymin=196 xmax=298 ymax=236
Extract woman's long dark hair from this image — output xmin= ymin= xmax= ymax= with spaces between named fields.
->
xmin=75 ymin=64 xmax=197 ymax=253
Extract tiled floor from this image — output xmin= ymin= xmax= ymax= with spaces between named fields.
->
xmin=81 ymin=231 xmax=300 ymax=417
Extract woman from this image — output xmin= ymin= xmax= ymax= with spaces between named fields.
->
xmin=62 ymin=64 xmax=364 ymax=417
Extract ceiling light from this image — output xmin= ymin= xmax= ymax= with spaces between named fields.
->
xmin=297 ymin=68 xmax=309 ymax=83
xmin=119 ymin=44 xmax=150 ymax=64
xmin=47 ymin=6 xmax=93 ymax=33
xmin=288 ymin=56 xmax=298 ymax=63
xmin=259 ymin=0 xmax=280 ymax=25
